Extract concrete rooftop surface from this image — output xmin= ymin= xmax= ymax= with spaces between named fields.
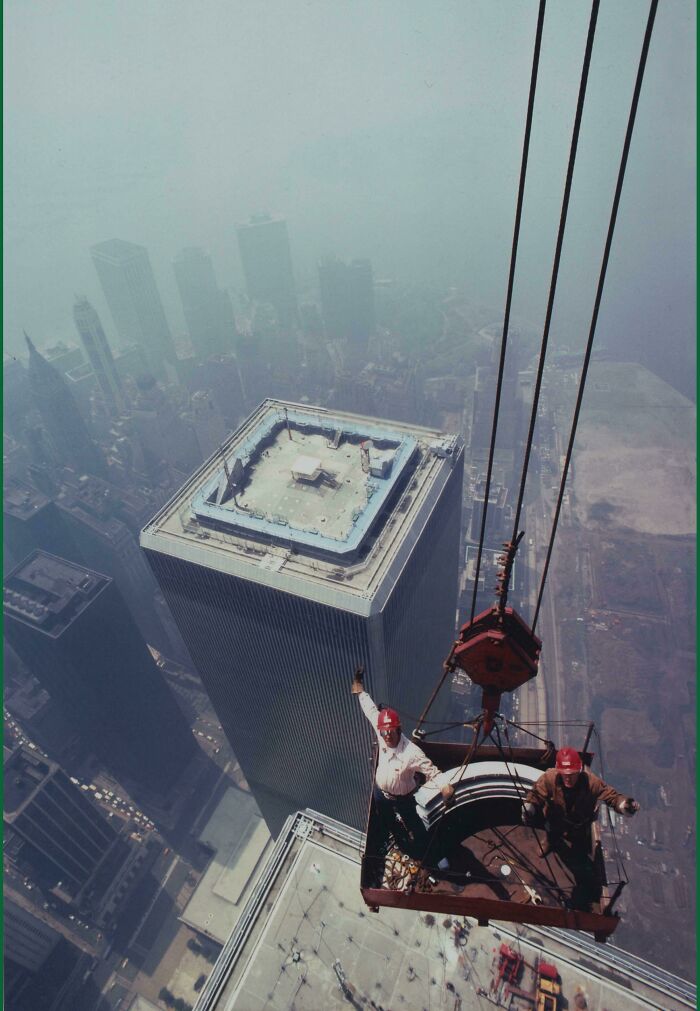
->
xmin=194 ymin=812 xmax=694 ymax=1011
xmin=180 ymin=787 xmax=272 ymax=946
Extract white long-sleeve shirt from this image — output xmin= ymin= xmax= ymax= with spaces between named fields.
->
xmin=358 ymin=691 xmax=442 ymax=797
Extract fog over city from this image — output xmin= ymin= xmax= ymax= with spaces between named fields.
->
xmin=5 ymin=0 xmax=695 ymax=395
xmin=3 ymin=3 xmax=696 ymax=1011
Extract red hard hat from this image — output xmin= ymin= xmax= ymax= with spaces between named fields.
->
xmin=377 ymin=708 xmax=401 ymax=731
xmin=556 ymin=747 xmax=583 ymax=773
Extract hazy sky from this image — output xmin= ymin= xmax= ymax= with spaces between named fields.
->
xmin=4 ymin=1 xmax=695 ymax=393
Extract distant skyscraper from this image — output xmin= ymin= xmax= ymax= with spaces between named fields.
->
xmin=24 ymin=335 xmax=106 ymax=478
xmin=4 ymin=552 xmax=196 ymax=796
xmin=53 ymin=469 xmax=174 ymax=653
xmin=143 ymin=400 xmax=463 ymax=834
xmin=90 ymin=239 xmax=176 ymax=376
xmin=3 ymin=475 xmax=80 ymax=566
xmin=173 ymin=247 xmax=237 ymax=361
xmin=3 ymin=357 xmax=32 ymax=438
xmin=188 ymin=354 xmax=246 ymax=428
xmin=318 ymin=256 xmax=375 ymax=358
xmin=3 ymin=479 xmax=81 ymax=575
xmin=73 ymin=296 xmax=126 ymax=416
xmin=181 ymin=390 xmax=228 ymax=462
xmin=236 ymin=215 xmax=299 ymax=330
xmin=4 ymin=746 xmax=119 ymax=899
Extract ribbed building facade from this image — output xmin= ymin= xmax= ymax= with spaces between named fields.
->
xmin=142 ymin=401 xmax=463 ymax=834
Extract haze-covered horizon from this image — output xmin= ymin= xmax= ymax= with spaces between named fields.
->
xmin=4 ymin=0 xmax=696 ymax=397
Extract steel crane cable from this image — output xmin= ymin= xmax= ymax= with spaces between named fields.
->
xmin=492 ymin=720 xmax=564 ymax=888
xmin=592 ymin=725 xmax=629 ymax=885
xmin=509 ymin=0 xmax=600 ymax=551
xmin=532 ymin=0 xmax=660 ymax=634
xmin=469 ymin=0 xmax=547 ymax=622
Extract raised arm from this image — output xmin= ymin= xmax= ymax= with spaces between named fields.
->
xmin=357 ymin=691 xmax=379 ymax=726
xmin=590 ymin=773 xmax=640 ymax=815
xmin=350 ymin=666 xmax=379 ymax=727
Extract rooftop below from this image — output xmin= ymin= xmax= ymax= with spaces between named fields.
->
xmin=4 ymin=746 xmax=54 ymax=816
xmin=4 ymin=479 xmax=51 ymax=520
xmin=181 ymin=786 xmax=272 ymax=945
xmin=4 ymin=551 xmax=108 ymax=637
xmin=196 ymin=810 xmax=695 ymax=1011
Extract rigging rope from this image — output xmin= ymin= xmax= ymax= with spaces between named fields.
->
xmin=509 ymin=0 xmax=600 ymax=546
xmin=532 ymin=0 xmax=660 ymax=632
xmin=470 ymin=0 xmax=547 ymax=621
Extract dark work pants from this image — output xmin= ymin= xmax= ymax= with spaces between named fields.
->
xmin=373 ymin=785 xmax=430 ymax=860
xmin=547 ymin=827 xmax=600 ymax=911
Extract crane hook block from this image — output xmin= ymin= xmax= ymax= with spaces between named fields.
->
xmin=452 ymin=606 xmax=541 ymax=694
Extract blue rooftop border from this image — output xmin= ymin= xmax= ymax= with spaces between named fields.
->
xmin=191 ymin=406 xmax=418 ymax=557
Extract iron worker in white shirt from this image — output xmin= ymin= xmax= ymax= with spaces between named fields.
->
xmin=352 ymin=667 xmax=454 ymax=860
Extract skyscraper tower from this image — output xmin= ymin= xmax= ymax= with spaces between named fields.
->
xmin=3 ymin=356 xmax=33 ymax=438
xmin=318 ymin=256 xmax=375 ymax=358
xmin=4 ymin=552 xmax=196 ymax=796
xmin=90 ymin=239 xmax=176 ymax=376
xmin=3 ymin=479 xmax=82 ymax=575
xmin=236 ymin=215 xmax=299 ymax=331
xmin=4 ymin=746 xmax=119 ymax=899
xmin=142 ymin=400 xmax=463 ymax=834
xmin=25 ymin=335 xmax=106 ymax=478
xmin=72 ymin=296 xmax=127 ymax=416
xmin=173 ymin=247 xmax=237 ymax=361
xmin=53 ymin=471 xmax=174 ymax=654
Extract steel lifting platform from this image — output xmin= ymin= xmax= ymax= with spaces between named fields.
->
xmin=360 ymin=740 xmax=623 ymax=942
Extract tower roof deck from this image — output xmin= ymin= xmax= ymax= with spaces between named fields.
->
xmin=142 ymin=400 xmax=462 ymax=609
xmin=90 ymin=238 xmax=145 ymax=262
xmin=193 ymin=404 xmax=417 ymax=557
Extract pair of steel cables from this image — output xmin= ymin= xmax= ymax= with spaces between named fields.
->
xmin=470 ymin=0 xmax=660 ymax=634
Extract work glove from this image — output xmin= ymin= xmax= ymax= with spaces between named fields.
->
xmin=621 ymin=797 xmax=640 ymax=815
xmin=441 ymin=784 xmax=455 ymax=807
xmin=351 ymin=665 xmax=365 ymax=695
xmin=521 ymin=801 xmax=537 ymax=825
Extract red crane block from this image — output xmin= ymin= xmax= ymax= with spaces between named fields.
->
xmin=452 ymin=606 xmax=541 ymax=694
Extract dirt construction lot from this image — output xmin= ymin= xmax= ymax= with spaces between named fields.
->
xmin=573 ymin=441 xmax=694 ymax=536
